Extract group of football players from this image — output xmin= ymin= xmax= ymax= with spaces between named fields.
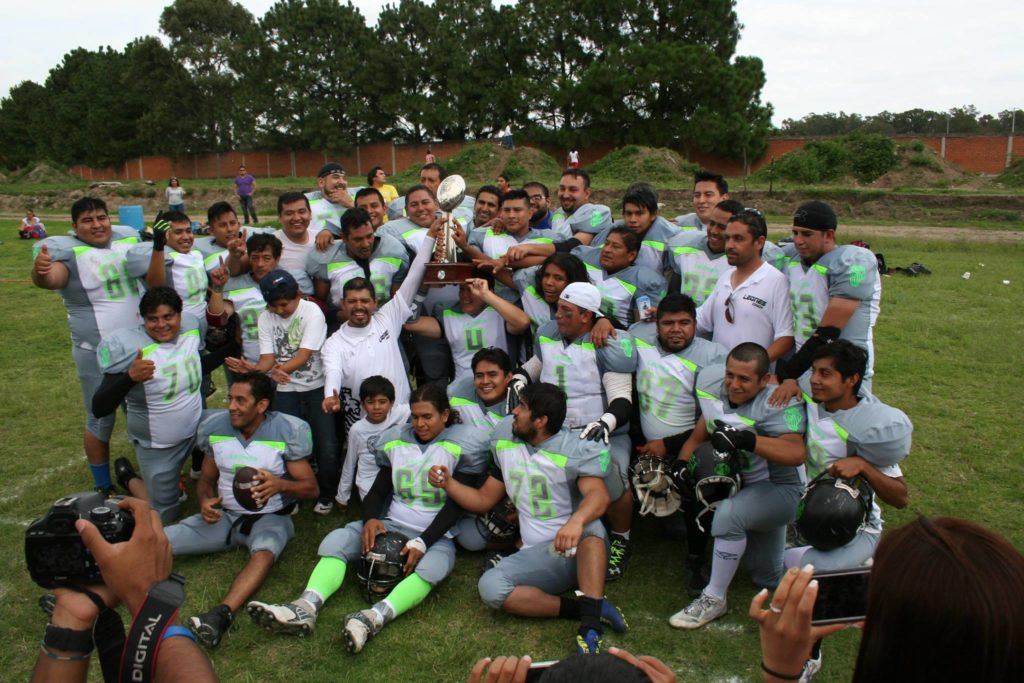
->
xmin=31 ymin=162 xmax=912 ymax=679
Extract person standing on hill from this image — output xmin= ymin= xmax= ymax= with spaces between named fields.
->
xmin=166 ymin=177 xmax=186 ymax=213
xmin=235 ymin=165 xmax=258 ymax=225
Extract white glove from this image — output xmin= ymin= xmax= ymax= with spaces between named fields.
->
xmin=580 ymin=412 xmax=617 ymax=445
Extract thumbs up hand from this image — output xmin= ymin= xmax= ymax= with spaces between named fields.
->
xmin=128 ymin=348 xmax=156 ymax=382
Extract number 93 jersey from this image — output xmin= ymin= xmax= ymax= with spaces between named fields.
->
xmin=488 ymin=418 xmax=610 ymax=549
xmin=372 ymin=423 xmax=491 ymax=534
xmin=96 ymin=314 xmax=204 ymax=448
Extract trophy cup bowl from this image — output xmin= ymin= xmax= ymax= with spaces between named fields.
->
xmin=424 ymin=174 xmax=476 ymax=285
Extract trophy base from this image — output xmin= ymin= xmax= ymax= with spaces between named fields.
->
xmin=423 ymin=262 xmax=476 ymax=285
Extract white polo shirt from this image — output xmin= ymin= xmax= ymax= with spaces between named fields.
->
xmin=696 ymin=260 xmax=793 ymax=353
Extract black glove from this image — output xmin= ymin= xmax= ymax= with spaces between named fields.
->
xmin=151 ymin=217 xmax=170 ymax=251
xmin=710 ymin=424 xmax=756 ymax=453
xmin=580 ymin=418 xmax=612 ymax=445
xmin=505 ymin=372 xmax=530 ymax=414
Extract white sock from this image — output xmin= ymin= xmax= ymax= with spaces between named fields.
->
xmin=704 ymin=537 xmax=747 ymax=600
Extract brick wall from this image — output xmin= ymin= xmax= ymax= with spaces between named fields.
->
xmin=67 ymin=134 xmax=1024 ymax=182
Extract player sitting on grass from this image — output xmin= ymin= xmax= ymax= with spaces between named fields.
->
xmin=429 ymin=383 xmax=627 ymax=655
xmin=164 ymin=372 xmax=318 ymax=648
xmin=247 ymin=384 xmax=489 ymax=654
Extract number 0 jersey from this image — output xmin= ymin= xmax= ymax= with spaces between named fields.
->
xmin=372 ymin=423 xmax=490 ymax=534
xmin=198 ymin=410 xmax=313 ymax=514
xmin=695 ymin=363 xmax=807 ymax=487
xmin=34 ymin=227 xmax=141 ymax=350
xmin=96 ymin=314 xmax=204 ymax=448
xmin=799 ymin=380 xmax=912 ymax=533
xmin=489 ymin=418 xmax=610 ymax=549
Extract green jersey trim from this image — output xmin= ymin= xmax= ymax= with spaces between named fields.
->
xmin=253 ymin=440 xmax=286 ymax=449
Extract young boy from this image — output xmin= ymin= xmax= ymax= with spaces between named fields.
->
xmin=335 ymin=376 xmax=410 ymax=509
xmin=233 ymin=269 xmax=338 ymax=515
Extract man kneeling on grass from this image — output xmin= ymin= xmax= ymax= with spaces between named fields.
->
xmin=164 ymin=372 xmax=318 ymax=647
xmin=429 ymin=383 xmax=628 ymax=655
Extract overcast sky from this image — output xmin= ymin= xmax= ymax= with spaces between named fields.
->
xmin=2 ymin=0 xmax=1021 ymax=125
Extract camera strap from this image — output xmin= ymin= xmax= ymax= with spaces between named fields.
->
xmin=64 ymin=586 xmax=124 ymax=683
xmin=119 ymin=574 xmax=186 ymax=683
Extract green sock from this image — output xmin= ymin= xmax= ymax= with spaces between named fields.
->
xmin=380 ymin=574 xmax=432 ymax=622
xmin=304 ymin=557 xmax=347 ymax=602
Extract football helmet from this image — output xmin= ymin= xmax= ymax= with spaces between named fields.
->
xmin=686 ymin=442 xmax=742 ymax=532
xmin=475 ymin=496 xmax=519 ymax=544
xmin=796 ymin=472 xmax=873 ymax=551
xmin=631 ymin=455 xmax=681 ymax=517
xmin=356 ymin=531 xmax=408 ymax=603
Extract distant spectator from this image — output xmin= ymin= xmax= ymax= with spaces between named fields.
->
xmin=500 ymin=122 xmax=513 ymax=149
xmin=234 ymin=165 xmax=258 ymax=224
xmin=367 ymin=165 xmax=399 ymax=206
xmin=19 ymin=209 xmax=46 ymax=239
xmin=425 ymin=148 xmax=436 ymax=164
xmin=568 ymin=149 xmax=580 ymax=169
xmin=166 ymin=177 xmax=186 ymax=213
xmin=496 ymin=173 xmax=511 ymax=195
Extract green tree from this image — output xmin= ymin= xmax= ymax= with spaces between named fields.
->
xmin=0 ymin=81 xmax=48 ymax=169
xmin=159 ymin=0 xmax=255 ymax=149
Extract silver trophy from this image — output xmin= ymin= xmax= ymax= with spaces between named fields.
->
xmin=424 ymin=174 xmax=475 ymax=285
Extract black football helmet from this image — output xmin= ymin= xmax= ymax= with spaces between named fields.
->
xmin=795 ymin=472 xmax=874 ymax=551
xmin=475 ymin=496 xmax=519 ymax=544
xmin=357 ymin=531 xmax=408 ymax=603
xmin=686 ymin=442 xmax=742 ymax=532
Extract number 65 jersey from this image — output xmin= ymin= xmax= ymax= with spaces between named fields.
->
xmin=488 ymin=417 xmax=610 ymax=550
xmin=96 ymin=314 xmax=204 ymax=448
xmin=373 ymin=423 xmax=490 ymax=534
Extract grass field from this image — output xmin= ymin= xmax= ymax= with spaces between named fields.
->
xmin=1 ymin=219 xmax=1022 ymax=682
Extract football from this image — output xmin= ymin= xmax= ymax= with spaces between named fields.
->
xmin=232 ymin=466 xmax=263 ymax=511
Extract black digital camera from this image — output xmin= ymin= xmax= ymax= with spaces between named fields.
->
xmin=25 ymin=491 xmax=135 ymax=588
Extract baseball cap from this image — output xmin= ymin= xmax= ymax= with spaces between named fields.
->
xmin=559 ymin=282 xmax=604 ymax=318
xmin=318 ymin=162 xmax=346 ymax=178
xmin=259 ymin=269 xmax=299 ymax=302
xmin=793 ymin=200 xmax=837 ymax=231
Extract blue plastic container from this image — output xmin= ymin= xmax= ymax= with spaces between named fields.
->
xmin=118 ymin=205 xmax=144 ymax=231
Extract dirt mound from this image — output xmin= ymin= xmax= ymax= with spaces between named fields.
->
xmin=391 ymin=143 xmax=561 ymax=189
xmin=587 ymin=146 xmax=699 ymax=185
xmin=22 ymin=163 xmax=80 ymax=184
xmin=871 ymin=141 xmax=981 ymax=189
xmin=994 ymin=159 xmax=1024 ymax=188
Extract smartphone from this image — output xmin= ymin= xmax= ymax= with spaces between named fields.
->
xmin=525 ymin=660 xmax=558 ymax=682
xmin=811 ymin=567 xmax=870 ymax=625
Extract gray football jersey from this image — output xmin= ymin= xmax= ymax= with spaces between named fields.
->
xmin=447 ymin=375 xmax=508 ymax=432
xmin=590 ymin=216 xmax=681 ymax=276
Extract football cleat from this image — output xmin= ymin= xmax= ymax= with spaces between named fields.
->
xmin=247 ymin=598 xmax=317 ymax=636
xmin=600 ymin=598 xmax=628 ymax=633
xmin=114 ymin=458 xmax=139 ymax=493
xmin=342 ymin=609 xmax=382 ymax=654
xmin=575 ymin=627 xmax=603 ymax=655
xmin=188 ymin=604 xmax=234 ymax=648
xmin=668 ymin=592 xmax=727 ymax=630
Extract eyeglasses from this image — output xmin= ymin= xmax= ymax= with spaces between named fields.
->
xmin=528 ymin=194 xmax=546 ymax=201
xmin=724 ymin=294 xmax=735 ymax=324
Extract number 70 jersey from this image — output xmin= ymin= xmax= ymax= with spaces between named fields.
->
xmin=489 ymin=418 xmax=610 ymax=549
xmin=96 ymin=314 xmax=204 ymax=448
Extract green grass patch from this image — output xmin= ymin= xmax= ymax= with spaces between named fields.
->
xmin=587 ymin=146 xmax=699 ymax=186
xmin=0 ymin=221 xmax=1022 ymax=681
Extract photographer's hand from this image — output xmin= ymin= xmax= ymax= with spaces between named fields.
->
xmin=75 ymin=497 xmax=171 ymax=614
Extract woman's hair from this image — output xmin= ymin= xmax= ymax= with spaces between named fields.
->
xmin=409 ymin=383 xmax=460 ymax=426
xmin=853 ymin=516 xmax=1024 ymax=683
xmin=168 ymin=177 xmax=179 ymax=186
xmin=534 ymin=253 xmax=589 ymax=294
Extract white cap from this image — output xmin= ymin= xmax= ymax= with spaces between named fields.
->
xmin=559 ymin=282 xmax=604 ymax=317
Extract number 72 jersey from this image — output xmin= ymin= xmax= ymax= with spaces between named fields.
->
xmin=96 ymin=314 xmax=205 ymax=448
xmin=488 ymin=418 xmax=610 ymax=549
